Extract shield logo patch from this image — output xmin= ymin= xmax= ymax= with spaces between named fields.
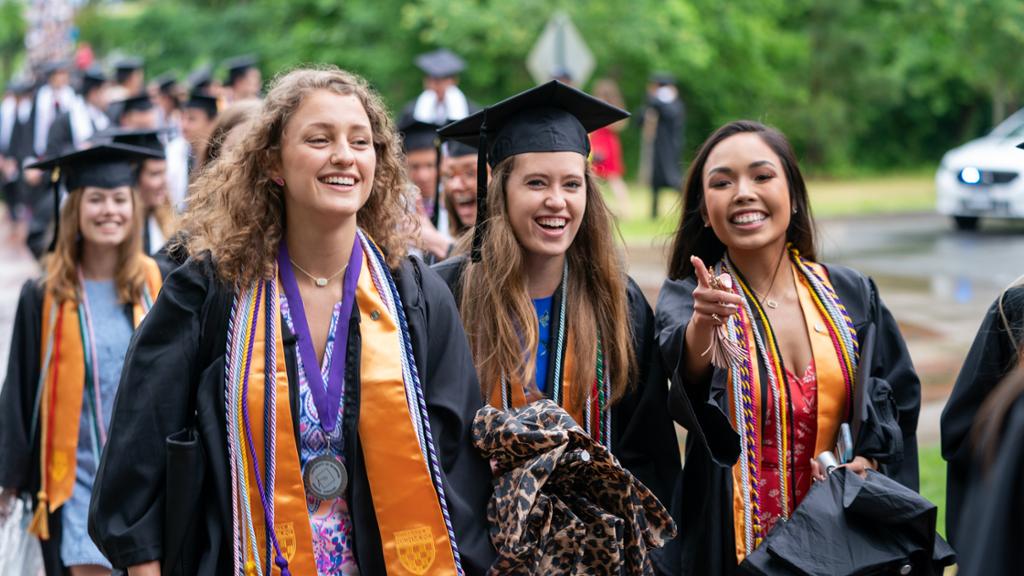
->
xmin=395 ymin=526 xmax=436 ymax=574
xmin=51 ymin=451 xmax=70 ymax=482
xmin=276 ymin=522 xmax=297 ymax=563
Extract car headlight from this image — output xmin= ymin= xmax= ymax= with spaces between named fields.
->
xmin=959 ymin=167 xmax=982 ymax=184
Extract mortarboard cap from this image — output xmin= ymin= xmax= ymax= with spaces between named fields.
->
xmin=153 ymin=72 xmax=178 ymax=94
xmin=92 ymin=127 xmax=169 ymax=158
xmin=81 ymin=67 xmax=107 ymax=93
xmin=443 ymin=140 xmax=478 ymax=158
xmin=28 ymin=142 xmax=165 ymax=251
xmin=115 ymin=56 xmax=145 ymax=73
xmin=1017 ymin=141 xmax=1024 ymax=150
xmin=415 ymin=49 xmax=466 ymax=79
xmin=398 ymin=113 xmax=441 ymax=153
xmin=649 ymin=71 xmax=677 ymax=86
xmin=41 ymin=59 xmax=71 ymax=78
xmin=438 ymin=80 xmax=628 ymax=260
xmin=224 ymin=55 xmax=259 ymax=85
xmin=184 ymin=92 xmax=219 ymax=118
xmin=188 ymin=66 xmax=214 ymax=93
xmin=7 ymin=76 xmax=34 ymax=95
xmin=117 ymin=93 xmax=155 ymax=115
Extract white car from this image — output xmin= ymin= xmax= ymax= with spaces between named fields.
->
xmin=936 ymin=108 xmax=1024 ymax=230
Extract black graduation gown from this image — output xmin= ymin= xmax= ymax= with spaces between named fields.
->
xmin=88 ymin=255 xmax=496 ymax=574
xmin=0 ymin=280 xmax=143 ymax=576
xmin=431 ymin=255 xmax=683 ymax=566
xmin=654 ymin=263 xmax=921 ymax=576
xmin=954 ymin=394 xmax=1024 ymax=576
xmin=638 ymin=95 xmax=684 ymax=191
xmin=940 ymin=285 xmax=1024 ymax=545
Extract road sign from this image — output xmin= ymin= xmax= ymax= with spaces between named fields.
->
xmin=527 ymin=12 xmax=595 ymax=87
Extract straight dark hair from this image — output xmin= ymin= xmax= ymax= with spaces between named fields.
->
xmin=667 ymin=120 xmax=817 ymax=280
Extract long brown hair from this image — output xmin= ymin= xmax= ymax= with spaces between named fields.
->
xmin=182 ymin=66 xmax=413 ymax=287
xmin=43 ymin=187 xmax=148 ymax=303
xmin=667 ymin=120 xmax=817 ymax=280
xmin=456 ymin=156 xmax=634 ymax=406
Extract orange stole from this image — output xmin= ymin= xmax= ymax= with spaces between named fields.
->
xmin=32 ymin=257 xmax=163 ymax=539
xmin=245 ymin=255 xmax=458 ymax=575
xmin=728 ymin=302 xmax=763 ymax=563
xmin=487 ymin=337 xmax=590 ymax=427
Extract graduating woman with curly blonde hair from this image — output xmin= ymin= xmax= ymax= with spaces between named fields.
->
xmin=89 ymin=67 xmax=494 ymax=576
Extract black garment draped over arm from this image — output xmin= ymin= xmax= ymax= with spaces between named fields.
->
xmin=654 ymin=263 xmax=921 ymax=576
xmin=940 ymin=285 xmax=1024 ymax=545
xmin=89 ymin=255 xmax=496 ymax=573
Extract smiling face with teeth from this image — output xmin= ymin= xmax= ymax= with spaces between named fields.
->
xmin=702 ymin=132 xmax=792 ymax=257
xmin=78 ymin=185 xmax=136 ymax=248
xmin=505 ymin=151 xmax=587 ymax=271
xmin=275 ymin=90 xmax=376 ymax=225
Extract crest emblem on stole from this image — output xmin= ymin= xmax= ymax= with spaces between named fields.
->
xmin=395 ymin=526 xmax=436 ymax=574
xmin=276 ymin=522 xmax=297 ymax=562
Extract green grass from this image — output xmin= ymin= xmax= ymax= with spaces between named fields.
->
xmin=605 ymin=172 xmax=937 ymax=243
xmin=919 ymin=443 xmax=947 ymax=538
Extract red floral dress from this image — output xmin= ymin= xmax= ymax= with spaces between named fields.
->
xmin=759 ymin=360 xmax=817 ymax=535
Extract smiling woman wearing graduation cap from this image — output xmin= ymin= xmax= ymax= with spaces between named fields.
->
xmin=433 ymin=80 xmax=681 ymax=571
xmin=0 ymin=143 xmax=165 ymax=576
xmin=87 ymin=66 xmax=494 ymax=576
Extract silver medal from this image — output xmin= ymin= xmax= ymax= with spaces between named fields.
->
xmin=303 ymin=454 xmax=347 ymax=501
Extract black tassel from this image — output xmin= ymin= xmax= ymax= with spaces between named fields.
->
xmin=470 ymin=119 xmax=488 ymax=262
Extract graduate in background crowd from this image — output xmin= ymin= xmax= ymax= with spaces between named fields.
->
xmin=151 ymin=72 xmax=182 ymax=131
xmin=165 ymin=92 xmax=218 ymax=207
xmin=639 ymin=73 xmax=684 ymax=219
xmin=114 ymin=94 xmax=158 ymax=131
xmin=397 ymin=113 xmax=451 ymax=261
xmin=654 ymin=120 xmax=920 ymax=575
xmin=0 ymin=143 xmax=165 ymax=576
xmin=105 ymin=57 xmax=145 ymax=120
xmin=198 ymin=98 xmax=261 ymax=168
xmin=440 ymin=138 xmax=480 ymax=241
xmin=404 ymin=48 xmax=473 ymax=126
xmin=434 ymin=81 xmax=681 ymax=568
xmin=89 ymin=66 xmax=495 ymax=576
xmin=1 ymin=77 xmax=38 ymax=237
xmin=941 ymin=275 xmax=1024 ymax=544
xmin=32 ymin=60 xmax=77 ymax=160
xmin=44 ymin=66 xmax=110 ymax=158
xmin=222 ymin=55 xmax=262 ymax=102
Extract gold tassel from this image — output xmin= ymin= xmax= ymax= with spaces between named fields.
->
xmin=28 ymin=491 xmax=50 ymax=540
xmin=702 ymin=273 xmax=747 ymax=369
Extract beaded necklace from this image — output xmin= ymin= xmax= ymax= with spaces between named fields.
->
xmin=717 ymin=246 xmax=859 ymax=554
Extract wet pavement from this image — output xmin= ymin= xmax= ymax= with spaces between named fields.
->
xmin=626 ymin=212 xmax=1024 ymax=443
xmin=2 ymin=211 xmax=1022 ymax=444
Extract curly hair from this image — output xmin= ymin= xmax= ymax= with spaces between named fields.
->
xmin=455 ymin=156 xmax=635 ymax=407
xmin=182 ymin=66 xmax=414 ymax=287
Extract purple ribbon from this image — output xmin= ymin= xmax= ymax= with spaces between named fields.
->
xmin=277 ymin=238 xmax=362 ymax=433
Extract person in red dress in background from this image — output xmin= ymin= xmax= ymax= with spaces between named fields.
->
xmin=591 ymin=78 xmax=631 ymax=218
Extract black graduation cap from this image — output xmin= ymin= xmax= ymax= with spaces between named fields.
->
xmin=115 ymin=56 xmax=145 ymax=74
xmin=649 ymin=71 xmax=677 ymax=86
xmin=398 ymin=113 xmax=441 ymax=153
xmin=118 ymin=93 xmax=155 ymax=115
xmin=153 ymin=72 xmax=178 ymax=94
xmin=188 ymin=66 xmax=214 ymax=93
xmin=438 ymin=80 xmax=629 ymax=260
xmin=443 ymin=140 xmax=478 ymax=158
xmin=415 ymin=48 xmax=465 ymax=79
xmin=92 ymin=127 xmax=169 ymax=158
xmin=1017 ymin=141 xmax=1024 ymax=150
xmin=183 ymin=92 xmax=218 ymax=118
xmin=40 ymin=59 xmax=70 ymax=78
xmin=81 ymin=67 xmax=107 ymax=93
xmin=224 ymin=55 xmax=259 ymax=85
xmin=27 ymin=143 xmax=165 ymax=251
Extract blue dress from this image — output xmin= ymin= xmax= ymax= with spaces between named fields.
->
xmin=61 ymin=280 xmax=132 ymax=567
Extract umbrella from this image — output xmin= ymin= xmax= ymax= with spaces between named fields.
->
xmin=472 ymin=400 xmax=676 ymax=575
xmin=739 ymin=468 xmax=955 ymax=575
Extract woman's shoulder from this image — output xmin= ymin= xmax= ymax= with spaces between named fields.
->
xmin=429 ymin=254 xmax=467 ymax=296
xmin=159 ymin=254 xmax=233 ymax=309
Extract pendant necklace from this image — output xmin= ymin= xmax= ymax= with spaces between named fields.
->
xmin=279 ymin=239 xmax=362 ymax=501
xmin=289 ymin=258 xmax=347 ymax=288
xmin=753 ymin=248 xmax=787 ymax=310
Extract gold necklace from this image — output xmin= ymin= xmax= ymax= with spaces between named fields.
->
xmin=752 ymin=249 xmax=786 ymax=309
xmin=289 ymin=258 xmax=346 ymax=288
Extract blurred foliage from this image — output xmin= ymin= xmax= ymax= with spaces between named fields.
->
xmin=0 ymin=0 xmax=26 ymax=86
xmin=65 ymin=0 xmax=1024 ymax=174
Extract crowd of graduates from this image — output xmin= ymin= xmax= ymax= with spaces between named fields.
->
xmin=0 ymin=46 xmax=1019 ymax=576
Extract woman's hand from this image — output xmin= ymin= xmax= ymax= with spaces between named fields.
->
xmin=127 ymin=561 xmax=161 ymax=576
xmin=810 ymin=455 xmax=877 ymax=482
xmin=682 ymin=256 xmax=744 ymax=382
